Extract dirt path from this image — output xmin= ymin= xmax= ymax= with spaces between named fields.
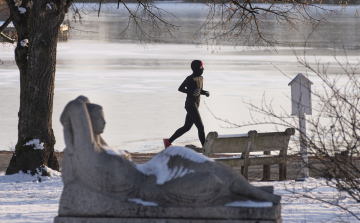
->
xmin=1 ymin=151 xmax=358 ymax=182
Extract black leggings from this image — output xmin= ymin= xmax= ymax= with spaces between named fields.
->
xmin=169 ymin=106 xmax=205 ymax=146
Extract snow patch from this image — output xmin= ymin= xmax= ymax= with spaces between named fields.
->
xmin=161 ymin=146 xmax=213 ymax=163
xmin=218 ymin=133 xmax=248 ymax=138
xmin=20 ymin=39 xmax=28 ymax=47
xmin=128 ymin=198 xmax=158 ymax=206
xmin=18 ymin=7 xmax=26 ymax=14
xmin=136 ymin=146 xmax=210 ymax=185
xmin=36 ymin=166 xmax=59 ymax=177
xmin=46 ymin=3 xmax=52 ymax=10
xmin=225 ymin=200 xmax=273 ymax=208
xmin=0 ymin=167 xmax=61 ymax=184
xmin=14 ymin=0 xmax=26 ymax=14
xmin=0 ymin=171 xmax=39 ymax=183
xmin=217 ymin=155 xmax=242 ymax=159
xmin=102 ymin=145 xmax=128 ymax=157
xmin=23 ymin=139 xmax=44 ymax=150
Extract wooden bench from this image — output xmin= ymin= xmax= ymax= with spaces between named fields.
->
xmin=203 ymin=128 xmax=295 ymax=181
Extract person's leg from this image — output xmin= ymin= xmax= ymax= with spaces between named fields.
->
xmin=186 ymin=106 xmax=205 ymax=146
xmin=168 ymin=113 xmax=194 ymax=144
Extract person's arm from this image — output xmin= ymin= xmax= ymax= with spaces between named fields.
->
xmin=178 ymin=77 xmax=192 ymax=94
xmin=200 ymin=89 xmax=210 ymax=97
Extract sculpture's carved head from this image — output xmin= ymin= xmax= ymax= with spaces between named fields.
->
xmin=86 ymin=103 xmax=106 ymax=134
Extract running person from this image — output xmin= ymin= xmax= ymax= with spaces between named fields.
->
xmin=163 ymin=60 xmax=210 ymax=148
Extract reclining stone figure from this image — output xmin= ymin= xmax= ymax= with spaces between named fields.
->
xmin=58 ymin=96 xmax=281 ymax=217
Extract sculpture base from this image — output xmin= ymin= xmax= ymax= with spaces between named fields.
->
xmin=56 ymin=184 xmax=281 ymax=223
xmin=55 ymin=204 xmax=281 ymax=223
xmin=55 ymin=217 xmax=281 ymax=223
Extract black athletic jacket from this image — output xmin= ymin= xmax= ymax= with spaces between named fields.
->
xmin=178 ymin=74 xmax=208 ymax=108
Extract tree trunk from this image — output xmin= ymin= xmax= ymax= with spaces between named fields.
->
xmin=5 ymin=0 xmax=74 ymax=175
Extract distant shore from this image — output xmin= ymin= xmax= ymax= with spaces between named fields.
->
xmin=72 ymin=0 xmax=359 ymax=4
xmin=1 ymin=0 xmax=357 ymax=21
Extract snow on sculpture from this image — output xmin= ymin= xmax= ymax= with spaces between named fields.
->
xmin=56 ymin=96 xmax=281 ymax=218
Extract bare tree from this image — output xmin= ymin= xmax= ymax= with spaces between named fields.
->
xmin=2 ymin=0 xmax=177 ymax=175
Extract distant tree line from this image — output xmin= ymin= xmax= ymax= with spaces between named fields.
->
xmin=73 ymin=0 xmax=359 ymax=4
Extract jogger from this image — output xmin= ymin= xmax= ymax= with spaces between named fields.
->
xmin=169 ymin=106 xmax=205 ymax=145
xmin=164 ymin=60 xmax=209 ymax=148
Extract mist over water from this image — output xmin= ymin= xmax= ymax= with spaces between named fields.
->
xmin=67 ymin=3 xmax=360 ymax=50
xmin=1 ymin=3 xmax=360 ymax=153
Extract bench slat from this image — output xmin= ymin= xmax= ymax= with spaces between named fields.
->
xmin=211 ymin=137 xmax=248 ymax=153
xmin=249 ymin=156 xmax=284 ymax=166
xmin=215 ymin=158 xmax=245 ymax=167
xmin=214 ymin=156 xmax=284 ymax=167
xmin=251 ymin=136 xmax=290 ymax=152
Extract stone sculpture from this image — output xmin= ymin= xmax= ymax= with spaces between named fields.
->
xmin=55 ymin=96 xmax=282 ymax=223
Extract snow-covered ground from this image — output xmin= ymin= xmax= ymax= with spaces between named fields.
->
xmin=0 ymin=170 xmax=358 ymax=223
xmin=0 ymin=170 xmax=62 ymax=223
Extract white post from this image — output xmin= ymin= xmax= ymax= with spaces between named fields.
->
xmin=299 ymin=114 xmax=309 ymax=178
xmin=289 ymin=74 xmax=312 ymax=180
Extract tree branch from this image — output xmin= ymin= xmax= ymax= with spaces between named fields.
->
xmin=0 ymin=17 xmax=12 ymax=33
xmin=1 ymin=32 xmax=15 ymax=43
xmin=0 ymin=18 xmax=15 ymax=43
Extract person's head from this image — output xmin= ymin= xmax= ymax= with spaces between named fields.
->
xmin=191 ymin=60 xmax=204 ymax=76
xmin=86 ymin=103 xmax=106 ymax=135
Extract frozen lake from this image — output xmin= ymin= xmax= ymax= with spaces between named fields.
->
xmin=0 ymin=3 xmax=359 ymax=153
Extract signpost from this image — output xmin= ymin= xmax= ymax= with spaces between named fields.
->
xmin=288 ymin=73 xmax=313 ymax=179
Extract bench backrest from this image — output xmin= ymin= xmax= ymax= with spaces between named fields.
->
xmin=204 ymin=128 xmax=295 ymax=157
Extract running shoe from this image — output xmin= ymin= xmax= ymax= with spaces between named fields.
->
xmin=163 ymin=138 xmax=172 ymax=148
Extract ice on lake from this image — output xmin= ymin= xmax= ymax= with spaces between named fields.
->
xmin=1 ymin=3 xmax=360 ymax=153
xmin=0 ymin=41 xmax=306 ymax=153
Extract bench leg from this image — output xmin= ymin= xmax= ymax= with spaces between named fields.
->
xmin=262 ymin=151 xmax=271 ymax=181
xmin=241 ymin=166 xmax=248 ymax=180
xmin=240 ymin=133 xmax=257 ymax=181
xmin=279 ymin=150 xmax=287 ymax=181
xmin=279 ymin=163 xmax=286 ymax=181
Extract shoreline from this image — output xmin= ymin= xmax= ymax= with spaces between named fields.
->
xmin=1 ymin=151 xmax=358 ymax=181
